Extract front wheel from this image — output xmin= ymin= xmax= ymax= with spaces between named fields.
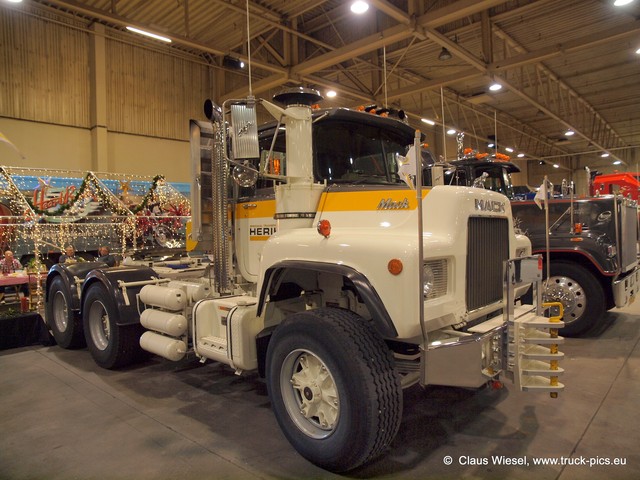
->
xmin=544 ymin=261 xmax=605 ymax=336
xmin=46 ymin=276 xmax=85 ymax=348
xmin=266 ymin=308 xmax=402 ymax=473
xmin=82 ymin=283 xmax=142 ymax=369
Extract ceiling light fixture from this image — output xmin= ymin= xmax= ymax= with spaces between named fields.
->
xmin=326 ymin=90 xmax=337 ymax=98
xmin=223 ymin=55 xmax=245 ymax=69
xmin=505 ymin=147 xmax=514 ymax=153
xmin=565 ymin=129 xmax=575 ymax=136
xmin=489 ymin=83 xmax=502 ymax=91
xmin=487 ymin=142 xmax=495 ymax=148
xmin=613 ymin=160 xmax=623 ymax=165
xmin=636 ymin=47 xmax=640 ymax=54
xmin=553 ymin=164 xmax=560 ymax=168
xmin=438 ymin=47 xmax=452 ymax=61
xmin=601 ymin=152 xmax=610 ymax=157
xmin=614 ymin=0 xmax=634 ymax=6
xmin=6 ymin=0 xmax=23 ymax=3
xmin=126 ymin=26 xmax=171 ymax=43
xmin=350 ymin=1 xmax=369 ymax=14
xmin=517 ymin=153 xmax=525 ymax=158
xmin=447 ymin=128 xmax=457 ymax=135
xmin=421 ymin=118 xmax=436 ymax=126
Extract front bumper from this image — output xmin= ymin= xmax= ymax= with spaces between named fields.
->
xmin=613 ymin=266 xmax=639 ymax=308
xmin=422 ymin=323 xmax=505 ymax=388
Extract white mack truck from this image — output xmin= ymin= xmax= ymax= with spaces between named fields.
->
xmin=44 ymin=88 xmax=565 ymax=472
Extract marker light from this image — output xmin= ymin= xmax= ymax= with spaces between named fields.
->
xmin=388 ymin=259 xmax=403 ymax=275
xmin=317 ymin=219 xmax=331 ymax=238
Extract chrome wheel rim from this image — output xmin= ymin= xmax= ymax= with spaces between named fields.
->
xmin=88 ymin=300 xmax=110 ymax=351
xmin=544 ymin=275 xmax=585 ymax=325
xmin=280 ymin=349 xmax=339 ymax=439
xmin=52 ymin=290 xmax=68 ymax=332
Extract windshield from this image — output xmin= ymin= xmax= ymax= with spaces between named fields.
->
xmin=252 ymin=119 xmax=413 ymax=193
xmin=313 ymin=120 xmax=410 ymax=184
xmin=466 ymin=165 xmax=515 ymax=198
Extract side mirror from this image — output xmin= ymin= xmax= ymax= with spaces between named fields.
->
xmin=204 ymin=99 xmax=222 ymax=123
xmin=232 ymin=160 xmax=258 ymax=187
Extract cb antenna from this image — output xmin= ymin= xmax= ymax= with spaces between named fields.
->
xmin=246 ymin=0 xmax=253 ymax=97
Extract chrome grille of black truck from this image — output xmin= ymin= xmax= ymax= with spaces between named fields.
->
xmin=620 ymin=202 xmax=638 ymax=272
xmin=466 ymin=217 xmax=510 ymax=311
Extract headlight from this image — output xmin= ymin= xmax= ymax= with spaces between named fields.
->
xmin=423 ymin=264 xmax=434 ymax=298
xmin=423 ymin=259 xmax=447 ymax=300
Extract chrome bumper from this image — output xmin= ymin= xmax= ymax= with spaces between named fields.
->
xmin=613 ymin=266 xmax=639 ymax=308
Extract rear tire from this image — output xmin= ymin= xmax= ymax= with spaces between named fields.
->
xmin=82 ymin=283 xmax=142 ymax=369
xmin=46 ymin=276 xmax=85 ymax=348
xmin=266 ymin=308 xmax=402 ymax=472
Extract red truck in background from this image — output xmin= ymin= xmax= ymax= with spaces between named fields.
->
xmin=591 ymin=172 xmax=640 ymax=200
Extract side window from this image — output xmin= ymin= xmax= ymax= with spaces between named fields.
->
xmin=256 ymin=127 xmax=286 ymax=190
xmin=259 ymin=129 xmax=286 ymax=178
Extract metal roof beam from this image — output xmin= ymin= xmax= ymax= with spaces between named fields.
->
xmin=39 ymin=0 xmax=287 ymax=75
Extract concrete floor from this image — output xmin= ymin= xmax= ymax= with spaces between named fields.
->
xmin=1 ymin=303 xmax=639 ymax=480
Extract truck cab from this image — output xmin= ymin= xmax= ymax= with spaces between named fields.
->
xmin=235 ymin=108 xmax=446 ymax=281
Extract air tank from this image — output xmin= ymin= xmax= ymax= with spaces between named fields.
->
xmin=167 ymin=281 xmax=211 ymax=303
xmin=140 ymin=331 xmax=186 ymax=361
xmin=140 ymin=309 xmax=188 ymax=337
xmin=140 ymin=285 xmax=186 ymax=311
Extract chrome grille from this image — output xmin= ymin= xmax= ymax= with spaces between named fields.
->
xmin=620 ymin=202 xmax=638 ymax=272
xmin=466 ymin=217 xmax=509 ymax=311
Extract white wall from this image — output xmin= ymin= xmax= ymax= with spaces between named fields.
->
xmin=108 ymin=132 xmax=190 ymax=182
xmin=0 ymin=118 xmax=191 ymax=182
xmin=0 ymin=7 xmax=210 ymax=183
xmin=0 ymin=118 xmax=91 ymax=171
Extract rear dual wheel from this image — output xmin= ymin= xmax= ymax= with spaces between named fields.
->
xmin=46 ymin=276 xmax=85 ymax=348
xmin=82 ymin=283 xmax=143 ymax=369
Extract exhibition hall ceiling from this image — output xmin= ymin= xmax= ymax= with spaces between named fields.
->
xmin=18 ymin=0 xmax=640 ymax=168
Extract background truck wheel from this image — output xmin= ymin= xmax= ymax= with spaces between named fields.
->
xmin=82 ymin=283 xmax=142 ymax=369
xmin=544 ymin=261 xmax=605 ymax=336
xmin=266 ymin=307 xmax=402 ymax=473
xmin=46 ymin=276 xmax=85 ymax=348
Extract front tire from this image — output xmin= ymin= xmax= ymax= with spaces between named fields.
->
xmin=544 ymin=261 xmax=605 ymax=336
xmin=46 ymin=276 xmax=85 ymax=348
xmin=82 ymin=283 xmax=142 ymax=369
xmin=266 ymin=308 xmax=402 ymax=473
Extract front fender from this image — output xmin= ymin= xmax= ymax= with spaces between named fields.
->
xmin=530 ymin=232 xmax=617 ymax=275
xmin=258 ymin=260 xmax=398 ymax=338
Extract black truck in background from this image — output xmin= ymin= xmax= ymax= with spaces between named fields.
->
xmin=429 ymin=158 xmax=639 ymax=336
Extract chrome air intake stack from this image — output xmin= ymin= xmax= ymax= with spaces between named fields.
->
xmin=267 ymin=87 xmax=326 ymax=231
xmin=203 ymin=99 xmax=231 ymax=294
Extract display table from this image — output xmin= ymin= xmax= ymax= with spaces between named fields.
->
xmin=0 ymin=271 xmax=47 ymax=286
xmin=0 ymin=271 xmax=47 ymax=309
xmin=0 ymin=313 xmax=54 ymax=350
xmin=0 ymin=272 xmax=30 ymax=288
